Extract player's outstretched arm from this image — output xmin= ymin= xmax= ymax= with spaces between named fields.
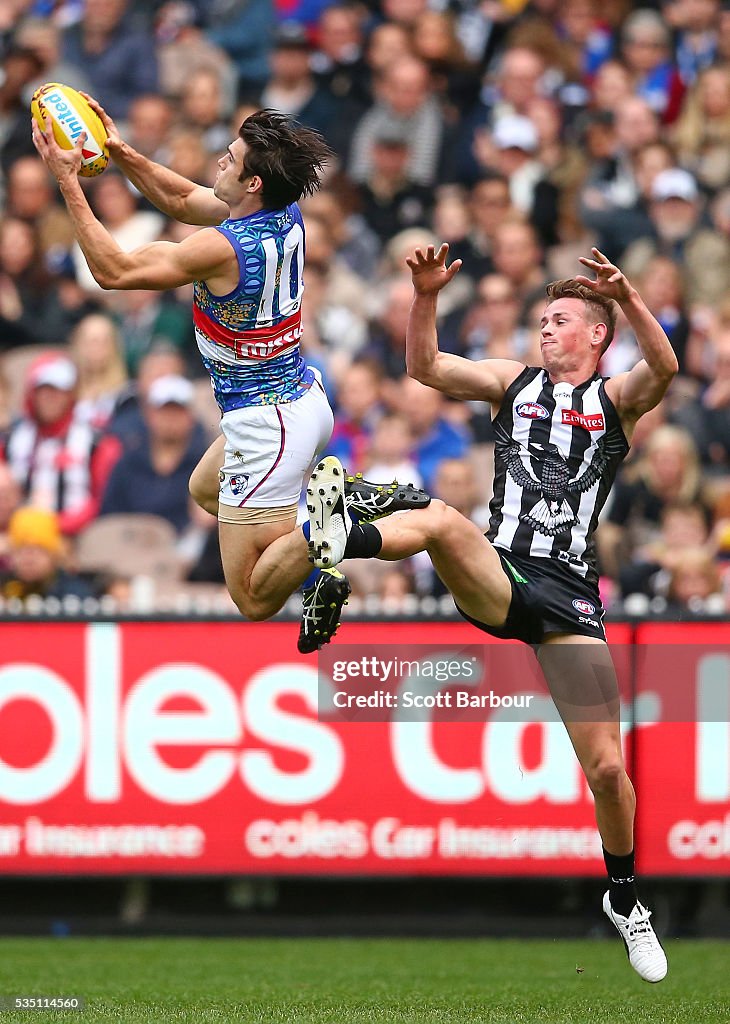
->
xmin=32 ymin=119 xmax=231 ymax=289
xmin=576 ymin=248 xmax=679 ymax=421
xmin=82 ymin=93 xmax=229 ymax=226
xmin=405 ymin=243 xmax=524 ymax=402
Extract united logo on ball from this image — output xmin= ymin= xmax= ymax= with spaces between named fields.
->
xmin=30 ymin=83 xmax=109 ymax=177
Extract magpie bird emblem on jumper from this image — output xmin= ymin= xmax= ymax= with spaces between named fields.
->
xmin=495 ymin=426 xmax=623 ymax=536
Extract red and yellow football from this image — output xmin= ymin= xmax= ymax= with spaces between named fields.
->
xmin=31 ymin=82 xmax=109 ymax=178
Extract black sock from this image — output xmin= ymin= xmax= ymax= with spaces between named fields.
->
xmin=603 ymin=847 xmax=638 ymax=916
xmin=344 ymin=523 xmax=382 ymax=558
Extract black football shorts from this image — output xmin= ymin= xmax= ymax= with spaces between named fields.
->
xmin=456 ymin=547 xmax=607 ymax=645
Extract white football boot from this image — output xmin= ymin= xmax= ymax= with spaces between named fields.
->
xmin=603 ymin=891 xmax=668 ymax=983
xmin=306 ymin=457 xmax=351 ymax=568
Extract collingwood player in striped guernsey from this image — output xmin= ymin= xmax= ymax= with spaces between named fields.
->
xmin=306 ymin=243 xmax=678 ymax=982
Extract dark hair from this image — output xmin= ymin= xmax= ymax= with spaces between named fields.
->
xmin=545 ymin=278 xmax=617 ymax=354
xmin=239 ymin=109 xmax=333 ymax=209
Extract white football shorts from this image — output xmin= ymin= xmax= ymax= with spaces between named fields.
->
xmin=218 ymin=379 xmax=334 ymax=509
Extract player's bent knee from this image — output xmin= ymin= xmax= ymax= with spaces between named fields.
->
xmin=230 ymin=590 xmax=272 ymax=622
xmin=584 ymin=759 xmax=626 ymax=800
xmin=189 ymin=470 xmax=218 ymax=516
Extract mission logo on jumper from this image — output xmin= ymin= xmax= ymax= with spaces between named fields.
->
xmin=516 ymin=402 xmax=549 ymax=420
xmin=572 ymin=598 xmax=596 ymax=615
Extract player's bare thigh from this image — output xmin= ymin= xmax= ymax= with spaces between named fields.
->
xmin=189 ymin=434 xmax=225 ymax=515
xmin=537 ymin=633 xmax=625 ymax=771
xmin=377 ymin=502 xmax=512 ymax=628
xmin=218 ymin=515 xmax=297 ymax=613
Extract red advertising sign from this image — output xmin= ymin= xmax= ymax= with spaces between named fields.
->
xmin=0 ymin=621 xmax=636 ymax=876
xmin=633 ymin=622 xmax=730 ymax=876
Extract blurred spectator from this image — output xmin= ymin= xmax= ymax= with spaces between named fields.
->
xmin=365 ymin=276 xmax=417 ymax=380
xmin=633 ymin=256 xmax=689 ymax=372
xmin=100 ymin=374 xmax=207 ymax=533
xmin=15 ymin=15 xmax=91 ymax=98
xmin=180 ymin=68 xmax=231 ymax=156
xmin=671 ymin=0 xmax=719 ymax=86
xmin=154 ymin=2 xmax=236 ymax=111
xmin=673 ymin=325 xmax=730 ymax=469
xmin=460 ymin=273 xmax=531 ymax=362
xmin=491 ymin=219 xmax=546 ymax=304
xmin=354 ymin=125 xmax=432 ymax=245
xmin=107 ymin=346 xmax=191 ymax=447
xmin=448 ymin=174 xmax=513 ymax=282
xmin=0 ymin=45 xmax=43 ymax=172
xmin=299 ymin=262 xmax=367 ymax=376
xmin=672 ymin=64 xmax=730 ymax=193
xmin=411 ymin=9 xmax=480 ymax=117
xmin=310 ymin=3 xmax=370 ymax=114
xmin=433 ymin=456 xmax=490 ymax=530
xmin=69 ymin=314 xmax=128 ymax=430
xmin=455 ymin=46 xmax=546 ymax=182
xmin=398 ymin=376 xmax=470 ymax=490
xmin=61 ymin=0 xmax=158 ymax=120
xmin=599 ymin=424 xmax=707 ymax=579
xmin=0 ymin=507 xmax=94 ymax=602
xmin=302 ymin=212 xmax=368 ymax=322
xmin=5 ymin=155 xmax=75 ymax=259
xmin=0 ymin=217 xmax=90 ymax=348
xmin=182 ymin=497 xmax=224 ymax=584
xmin=362 ymin=412 xmax=422 ymax=488
xmin=619 ymin=9 xmax=684 ymax=122
xmin=204 ymin=0 xmax=274 ymax=98
xmin=1 ymin=354 xmax=121 ymax=535
xmin=124 ymin=95 xmax=175 ymax=163
xmin=113 ymin=283 xmax=194 ymax=380
xmin=556 ymin=0 xmax=614 ymax=82
xmin=619 ymin=500 xmax=712 ymax=598
xmin=0 ymin=461 xmax=22 ymax=572
xmin=666 ymin=546 xmax=723 ymax=611
xmin=301 ymin=189 xmax=380 ymax=282
xmin=365 ymin=20 xmax=413 ymax=81
xmin=349 ymin=57 xmax=446 ymax=188
xmin=327 ymin=359 xmax=383 ymax=471
xmin=621 ymin=167 xmax=730 ymax=307
xmin=479 ymin=115 xmax=544 ymax=215
xmin=590 ymin=59 xmax=634 ymax=116
xmin=579 ymin=97 xmax=661 ymax=261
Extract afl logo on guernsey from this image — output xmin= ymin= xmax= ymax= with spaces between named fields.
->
xmin=572 ymin=598 xmax=596 ymax=615
xmin=516 ymin=402 xmax=549 ymax=420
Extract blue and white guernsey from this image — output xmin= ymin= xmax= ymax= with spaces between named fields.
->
xmin=193 ymin=203 xmax=315 ymax=412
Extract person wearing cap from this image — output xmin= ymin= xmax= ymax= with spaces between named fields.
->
xmin=0 ymin=506 xmax=94 ymax=601
xmin=99 ymin=374 xmax=208 ymax=534
xmin=1 ymin=354 xmax=121 ymax=535
xmin=621 ymin=166 xmax=730 ymax=306
xmin=486 ymin=114 xmax=545 ymax=215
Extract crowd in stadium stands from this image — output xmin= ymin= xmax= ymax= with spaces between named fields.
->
xmin=0 ymin=0 xmax=729 ymax=615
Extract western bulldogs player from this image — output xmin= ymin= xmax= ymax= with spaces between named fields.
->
xmin=307 ymin=244 xmax=676 ymax=981
xmin=33 ymin=107 xmax=427 ymax=651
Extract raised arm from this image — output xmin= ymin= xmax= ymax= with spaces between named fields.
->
xmin=83 ymin=93 xmax=229 ymax=226
xmin=405 ymin=244 xmax=524 ymax=402
xmin=576 ymin=248 xmax=679 ymax=423
xmin=32 ymin=120 xmax=232 ymax=289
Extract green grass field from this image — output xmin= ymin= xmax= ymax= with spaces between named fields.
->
xmin=0 ymin=937 xmax=726 ymax=1023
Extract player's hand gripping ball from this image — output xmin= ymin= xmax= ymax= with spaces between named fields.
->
xmin=31 ymin=83 xmax=109 ymax=177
